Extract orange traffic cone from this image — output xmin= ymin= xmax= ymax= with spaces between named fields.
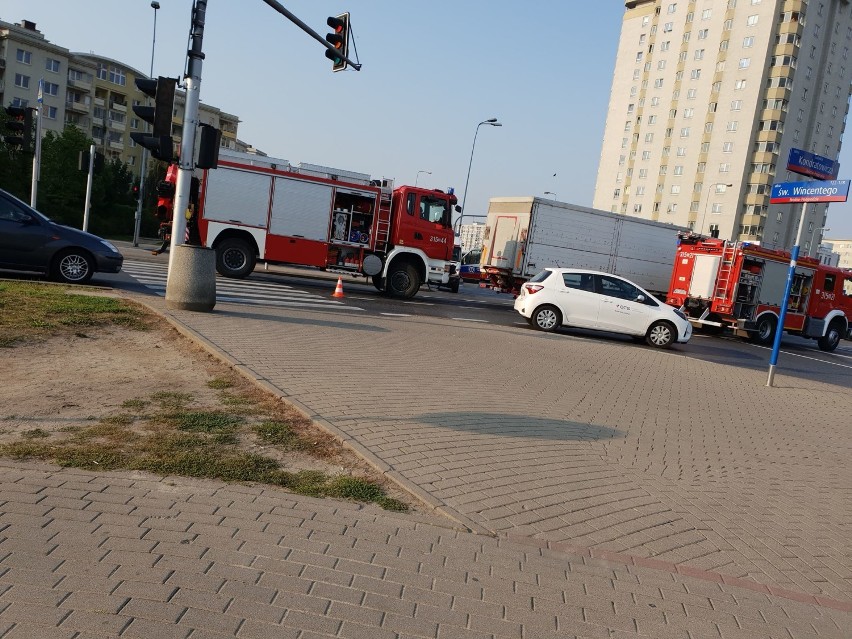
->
xmin=332 ymin=276 xmax=344 ymax=298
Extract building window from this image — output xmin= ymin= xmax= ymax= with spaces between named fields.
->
xmin=723 ymin=142 xmax=733 ymax=153
xmin=674 ymin=165 xmax=684 ymax=175
xmin=668 ymin=3 xmax=677 ymax=13
xmin=743 ymin=36 xmax=754 ymax=48
xmin=695 ymin=49 xmax=705 ymax=60
xmin=720 ymin=163 xmax=730 ymax=173
xmin=45 ymin=106 xmax=58 ymax=120
xmin=43 ymin=82 xmax=59 ymax=97
xmin=45 ymin=58 xmax=60 ymax=73
xmin=671 ymin=185 xmax=681 ymax=194
xmin=639 ymin=168 xmax=648 ymax=178
xmin=680 ymin=127 xmax=690 ymax=137
xmin=691 ymin=69 xmax=701 ymax=79
xmin=698 ymin=29 xmax=709 ymax=39
xmin=747 ymin=15 xmax=759 ymax=26
xmin=677 ymin=146 xmax=687 ymax=156
xmin=645 ymin=132 xmax=654 ymax=142
xmin=735 ymin=79 xmax=747 ymax=90
xmin=664 ymin=22 xmax=674 ymax=32
xmin=14 ymin=74 xmax=30 ymax=89
xmin=683 ymin=108 xmax=694 ymax=119
xmin=16 ymin=49 xmax=32 ymax=64
xmin=720 ymin=39 xmax=729 ymax=51
xmin=731 ymin=100 xmax=742 ymax=110
xmin=739 ymin=57 xmax=751 ymax=68
xmin=702 ymin=9 xmax=712 ymax=20
xmin=727 ymin=121 xmax=738 ymax=132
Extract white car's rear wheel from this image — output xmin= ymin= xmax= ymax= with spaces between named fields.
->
xmin=532 ymin=305 xmax=561 ymax=332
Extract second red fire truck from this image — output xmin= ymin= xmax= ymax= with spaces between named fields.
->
xmin=158 ymin=150 xmax=458 ymax=298
xmin=666 ymin=234 xmax=852 ymax=351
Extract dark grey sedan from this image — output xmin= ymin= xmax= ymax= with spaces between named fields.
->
xmin=0 ymin=188 xmax=123 ymax=284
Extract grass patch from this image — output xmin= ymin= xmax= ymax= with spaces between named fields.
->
xmin=21 ymin=428 xmax=50 ymax=439
xmin=207 ymin=378 xmax=233 ymax=390
xmin=150 ymin=391 xmax=193 ymax=410
xmin=0 ymin=282 xmax=148 ymax=347
xmin=252 ymin=420 xmax=307 ymax=451
xmin=121 ymin=399 xmax=149 ymax=411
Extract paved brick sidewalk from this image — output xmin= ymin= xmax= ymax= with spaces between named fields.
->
xmin=138 ymin=296 xmax=852 ymax=606
xmin=0 ymin=461 xmax=848 ymax=639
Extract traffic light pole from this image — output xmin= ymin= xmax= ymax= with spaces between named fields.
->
xmin=167 ymin=0 xmax=205 ymax=268
xmin=30 ymin=105 xmax=43 ymax=208
xmin=163 ymin=0 xmax=218 ymax=314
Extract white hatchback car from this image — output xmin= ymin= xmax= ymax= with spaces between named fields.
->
xmin=514 ymin=268 xmax=692 ymax=348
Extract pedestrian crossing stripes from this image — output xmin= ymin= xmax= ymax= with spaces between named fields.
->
xmin=121 ymin=260 xmax=364 ymax=311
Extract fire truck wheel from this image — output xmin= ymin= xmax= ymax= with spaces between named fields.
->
xmin=387 ymin=263 xmax=420 ymax=298
xmin=645 ymin=321 xmax=675 ymax=348
xmin=532 ymin=305 xmax=562 ymax=332
xmin=749 ymin=315 xmax=777 ymax=345
xmin=450 ymin=278 xmax=460 ymax=294
xmin=215 ymin=238 xmax=256 ymax=278
xmin=817 ymin=320 xmax=844 ymax=352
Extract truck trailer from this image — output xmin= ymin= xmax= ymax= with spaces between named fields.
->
xmin=479 ymin=197 xmax=685 ymax=296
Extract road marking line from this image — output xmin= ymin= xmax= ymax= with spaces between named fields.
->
xmin=747 ymin=343 xmax=852 ymax=369
xmin=452 ymin=318 xmax=489 ymax=323
xmin=380 ymin=313 xmax=412 ymax=317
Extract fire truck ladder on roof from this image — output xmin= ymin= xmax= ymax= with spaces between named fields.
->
xmin=713 ymin=242 xmax=738 ymax=304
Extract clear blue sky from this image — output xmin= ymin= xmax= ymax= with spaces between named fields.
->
xmin=4 ymin=1 xmax=852 ymax=238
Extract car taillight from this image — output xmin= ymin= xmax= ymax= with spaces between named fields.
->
xmin=525 ymin=285 xmax=544 ymax=294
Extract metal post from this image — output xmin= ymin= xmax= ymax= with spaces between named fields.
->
xmin=766 ymin=201 xmax=808 ymax=387
xmin=82 ymin=143 xmax=95 ymax=232
xmin=133 ymin=1 xmax=160 ymax=247
xmin=30 ymin=104 xmax=43 ymax=208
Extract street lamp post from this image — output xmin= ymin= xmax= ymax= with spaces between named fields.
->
xmin=458 ymin=118 xmax=502 ymax=231
xmin=132 ymin=1 xmax=161 ymax=247
xmin=415 ymin=170 xmax=431 ymax=187
xmin=698 ymin=182 xmax=733 ymax=236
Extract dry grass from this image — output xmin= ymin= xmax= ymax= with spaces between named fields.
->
xmin=0 ymin=280 xmax=408 ymax=511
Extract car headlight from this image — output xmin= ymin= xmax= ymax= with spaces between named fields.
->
xmin=673 ymin=308 xmax=688 ymax=321
xmin=99 ymin=239 xmax=119 ymax=253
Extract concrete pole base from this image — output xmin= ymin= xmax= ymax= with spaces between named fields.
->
xmin=165 ymin=245 xmax=217 ymax=312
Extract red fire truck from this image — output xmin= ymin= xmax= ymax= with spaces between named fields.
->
xmin=666 ymin=234 xmax=852 ymax=351
xmin=159 ymin=150 xmax=458 ymax=298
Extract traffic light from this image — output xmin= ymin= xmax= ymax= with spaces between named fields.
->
xmin=155 ymin=164 xmax=178 ymax=222
xmin=197 ymin=123 xmax=221 ymax=170
xmin=78 ymin=150 xmax=105 ymax=173
xmin=131 ymin=183 xmax=141 ymax=200
xmin=325 ymin=13 xmax=350 ymax=72
xmin=130 ymin=76 xmax=177 ymax=161
xmin=3 ymin=105 xmax=34 ymax=152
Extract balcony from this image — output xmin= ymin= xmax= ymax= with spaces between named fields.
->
xmin=65 ymin=99 xmax=91 ymax=114
xmin=110 ymin=102 xmax=127 ymax=113
xmin=109 ymin=119 xmax=126 ymax=132
xmin=67 ymin=76 xmax=92 ymax=91
xmin=94 ymin=97 xmax=105 ymax=107
xmin=91 ymin=115 xmax=104 ymax=127
xmin=109 ymin=140 xmax=124 ymax=150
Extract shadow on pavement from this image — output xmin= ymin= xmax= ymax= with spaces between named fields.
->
xmin=411 ymin=412 xmax=625 ymax=441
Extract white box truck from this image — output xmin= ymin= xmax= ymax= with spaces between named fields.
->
xmin=480 ymin=197 xmax=685 ymax=296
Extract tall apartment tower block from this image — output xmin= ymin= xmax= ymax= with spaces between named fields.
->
xmin=594 ymin=0 xmax=852 ymax=254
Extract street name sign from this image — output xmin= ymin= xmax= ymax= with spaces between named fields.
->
xmin=769 ymin=180 xmax=849 ymax=204
xmin=786 ymin=148 xmax=839 ymax=180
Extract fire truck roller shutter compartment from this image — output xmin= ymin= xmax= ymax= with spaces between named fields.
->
xmin=689 ymin=255 xmax=721 ymax=299
xmin=204 ymin=168 xmax=271 ymax=228
xmin=270 ymin=178 xmax=333 ymax=241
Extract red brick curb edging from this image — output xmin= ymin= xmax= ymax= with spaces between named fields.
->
xmin=502 ymin=533 xmax=852 ymax=612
